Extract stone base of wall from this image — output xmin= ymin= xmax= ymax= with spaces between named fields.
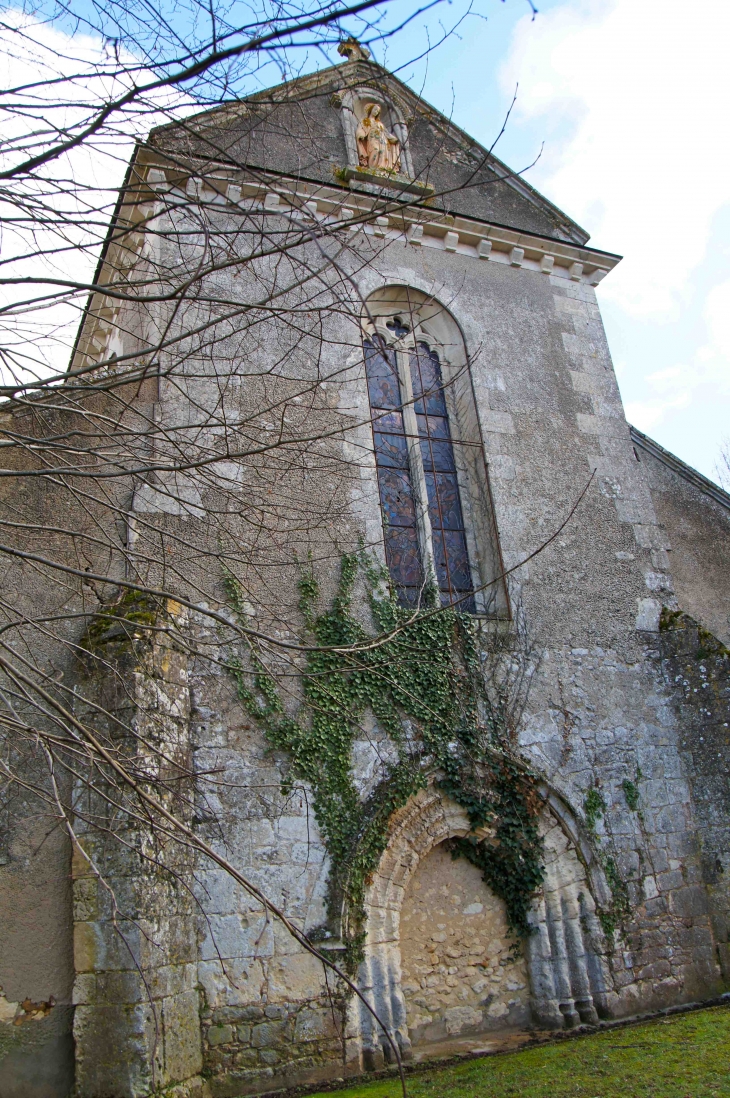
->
xmin=159 ymin=1076 xmax=210 ymax=1098
xmin=0 ymin=1006 xmax=74 ymax=1098
xmin=202 ymin=995 xmax=730 ymax=1098
xmin=201 ymin=996 xmax=353 ymax=1098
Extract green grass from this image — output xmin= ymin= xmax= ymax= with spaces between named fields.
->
xmin=309 ymin=1005 xmax=730 ymax=1098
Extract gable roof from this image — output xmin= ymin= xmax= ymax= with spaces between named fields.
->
xmin=630 ymin=425 xmax=730 ymax=512
xmin=148 ymin=57 xmax=590 ymax=245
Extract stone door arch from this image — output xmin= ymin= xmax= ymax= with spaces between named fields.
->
xmin=348 ymin=783 xmax=615 ymax=1070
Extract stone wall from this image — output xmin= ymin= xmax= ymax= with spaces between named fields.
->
xmin=72 ymin=596 xmax=203 ymax=1098
xmin=633 ymin=432 xmax=730 ymax=645
xmin=0 ymin=388 xmax=153 ymax=1097
xmin=109 ymin=205 xmax=730 ymax=1094
xmin=3 ymin=86 xmax=730 ymax=1095
xmin=653 ymin=611 xmax=730 ymax=981
xmin=188 ymin=620 xmax=350 ymax=1097
xmin=0 ymin=818 xmax=74 ymax=1098
xmin=400 ymin=842 xmax=530 ymax=1044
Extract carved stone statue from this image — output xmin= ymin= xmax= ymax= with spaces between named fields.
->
xmin=356 ymin=103 xmax=401 ymax=174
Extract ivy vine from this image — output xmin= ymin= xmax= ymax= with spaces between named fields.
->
xmin=582 ymin=786 xmax=633 ymax=947
xmin=583 ymin=787 xmax=606 ymax=838
xmin=224 ymin=553 xmax=544 ymax=970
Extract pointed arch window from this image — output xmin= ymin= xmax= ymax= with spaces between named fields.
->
xmin=365 ymin=327 xmax=475 ymax=611
xmin=363 ymin=290 xmax=508 ymax=618
xmin=365 ymin=337 xmax=424 ymax=605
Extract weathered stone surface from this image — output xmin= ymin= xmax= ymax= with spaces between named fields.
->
xmin=2 ymin=49 xmax=730 ymax=1098
xmin=207 ymin=1025 xmax=234 ymax=1047
xmin=70 ymin=601 xmax=203 ymax=1097
xmin=400 ymin=842 xmax=530 ymax=1043
xmin=266 ymin=955 xmax=327 ymax=1002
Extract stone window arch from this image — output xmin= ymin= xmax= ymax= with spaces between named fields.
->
xmin=362 ymin=285 xmax=508 ymax=616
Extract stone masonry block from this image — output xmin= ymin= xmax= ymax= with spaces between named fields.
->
xmin=251 ymin=1021 xmax=286 ymax=1048
xmin=207 ymin=1024 xmax=234 ymax=1046
xmin=266 ymin=953 xmax=327 ymax=1002
xmin=163 ymin=990 xmax=203 ymax=1081
xmin=668 ymin=886 xmax=709 ymax=919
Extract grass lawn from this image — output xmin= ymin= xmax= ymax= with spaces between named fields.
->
xmin=308 ymin=1005 xmax=730 ymax=1098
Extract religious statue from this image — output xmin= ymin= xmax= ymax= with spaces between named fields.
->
xmin=356 ymin=103 xmax=402 ymax=174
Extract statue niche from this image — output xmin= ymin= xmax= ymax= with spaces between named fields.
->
xmin=356 ymin=102 xmax=401 ymax=174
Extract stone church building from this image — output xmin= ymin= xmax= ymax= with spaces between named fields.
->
xmin=1 ymin=43 xmax=729 ymax=1098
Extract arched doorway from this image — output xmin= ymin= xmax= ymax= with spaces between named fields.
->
xmin=348 ymin=782 xmax=614 ymax=1070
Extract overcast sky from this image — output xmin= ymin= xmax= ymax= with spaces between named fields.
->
xmin=382 ymin=0 xmax=730 ymax=483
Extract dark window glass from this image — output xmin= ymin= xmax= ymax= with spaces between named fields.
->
xmin=373 ymin=424 xmax=409 ymax=468
xmin=383 ymin=527 xmax=422 ymax=600
xmin=424 ymin=473 xmax=462 ymax=530
xmin=386 ymin=316 xmax=410 ymax=338
xmin=365 ymin=347 xmax=401 ymax=409
xmin=365 ymin=339 xmax=423 ymax=603
xmin=410 ymin=343 xmax=475 ymax=611
xmin=410 ymin=342 xmax=447 ymax=416
xmin=378 ymin=468 xmax=417 ymax=527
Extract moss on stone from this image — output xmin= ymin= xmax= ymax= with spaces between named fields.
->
xmin=81 ymin=588 xmax=163 ymax=655
xmin=659 ymin=606 xmax=729 ymax=659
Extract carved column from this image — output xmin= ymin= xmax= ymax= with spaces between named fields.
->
xmin=526 ymin=812 xmax=612 ymax=1031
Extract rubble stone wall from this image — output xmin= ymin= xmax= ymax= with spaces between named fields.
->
xmin=400 ymin=842 xmax=531 ymax=1044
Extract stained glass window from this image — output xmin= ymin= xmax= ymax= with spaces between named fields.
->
xmin=364 ymin=338 xmax=423 ymax=605
xmin=410 ymin=342 xmax=475 ymax=611
xmin=364 ymin=333 xmax=475 ymax=611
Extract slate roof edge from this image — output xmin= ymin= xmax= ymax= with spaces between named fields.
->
xmin=630 ymin=424 xmax=730 ymax=512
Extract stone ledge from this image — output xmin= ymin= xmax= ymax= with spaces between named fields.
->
xmin=339 ymin=165 xmax=434 ymax=197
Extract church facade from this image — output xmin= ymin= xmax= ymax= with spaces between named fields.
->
xmin=1 ymin=46 xmax=729 ymax=1098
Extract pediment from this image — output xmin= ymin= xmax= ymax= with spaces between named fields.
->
xmin=149 ymin=58 xmax=589 ymax=245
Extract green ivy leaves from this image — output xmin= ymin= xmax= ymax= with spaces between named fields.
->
xmin=225 ymin=554 xmax=544 ymax=967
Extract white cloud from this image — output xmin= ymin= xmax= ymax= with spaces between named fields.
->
xmin=0 ymin=10 xmax=190 ymax=383
xmin=497 ymin=0 xmax=730 ymax=479
xmin=501 ymin=0 xmax=730 ymax=318
xmin=626 ymin=278 xmax=730 ymax=427
xmin=704 ymin=279 xmax=730 ymax=359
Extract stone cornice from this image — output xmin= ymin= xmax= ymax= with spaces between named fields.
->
xmin=139 ymin=158 xmax=621 ymax=285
